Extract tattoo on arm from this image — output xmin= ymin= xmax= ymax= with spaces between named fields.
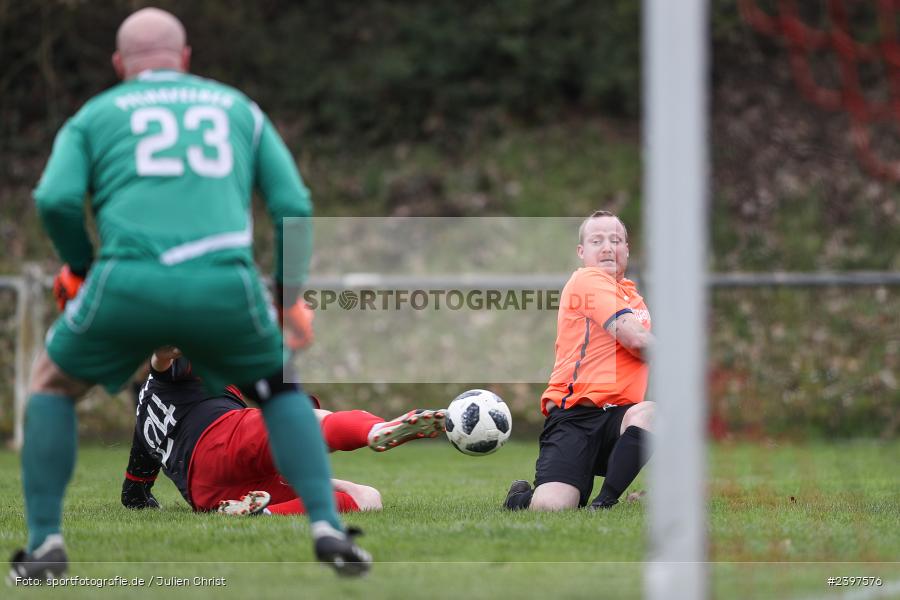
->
xmin=605 ymin=312 xmax=652 ymax=359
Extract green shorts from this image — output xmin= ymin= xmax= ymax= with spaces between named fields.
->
xmin=46 ymin=259 xmax=284 ymax=393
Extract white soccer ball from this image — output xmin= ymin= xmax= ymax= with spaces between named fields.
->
xmin=445 ymin=389 xmax=512 ymax=456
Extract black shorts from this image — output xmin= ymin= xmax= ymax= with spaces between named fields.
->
xmin=534 ymin=403 xmax=632 ymax=507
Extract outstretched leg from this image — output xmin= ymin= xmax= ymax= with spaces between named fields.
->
xmin=318 ymin=408 xmax=446 ymax=452
xmin=318 ymin=409 xmax=384 ymax=451
xmin=366 ymin=409 xmax=446 ymax=452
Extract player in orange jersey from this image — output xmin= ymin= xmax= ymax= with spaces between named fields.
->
xmin=504 ymin=211 xmax=655 ymax=511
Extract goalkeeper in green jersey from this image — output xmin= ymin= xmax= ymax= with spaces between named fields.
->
xmin=9 ymin=7 xmax=370 ymax=582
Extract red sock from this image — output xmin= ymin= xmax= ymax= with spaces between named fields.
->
xmin=267 ymin=492 xmax=360 ymax=515
xmin=335 ymin=491 xmax=360 ymax=512
xmin=320 ymin=410 xmax=383 ymax=451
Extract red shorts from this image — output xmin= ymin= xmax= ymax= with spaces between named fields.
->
xmin=188 ymin=409 xmax=297 ymax=511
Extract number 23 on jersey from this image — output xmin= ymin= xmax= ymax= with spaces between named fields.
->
xmin=131 ymin=105 xmax=233 ymax=178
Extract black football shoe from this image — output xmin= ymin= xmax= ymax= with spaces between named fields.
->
xmin=8 ymin=534 xmax=68 ymax=584
xmin=312 ymin=522 xmax=372 ymax=577
xmin=503 ymin=479 xmax=533 ymax=510
xmin=588 ymin=496 xmax=619 ymax=511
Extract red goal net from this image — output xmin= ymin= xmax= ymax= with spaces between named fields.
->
xmin=740 ymin=0 xmax=900 ymax=180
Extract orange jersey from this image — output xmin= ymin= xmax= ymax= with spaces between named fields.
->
xmin=541 ymin=268 xmax=651 ymax=415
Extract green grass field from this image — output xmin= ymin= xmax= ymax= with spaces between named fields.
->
xmin=1 ymin=439 xmax=898 ymax=599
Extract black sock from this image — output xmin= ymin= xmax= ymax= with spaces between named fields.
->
xmin=504 ymin=488 xmax=534 ymax=511
xmin=592 ymin=426 xmax=652 ymax=507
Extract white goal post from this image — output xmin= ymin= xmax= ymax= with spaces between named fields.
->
xmin=1 ymin=265 xmax=47 ymax=450
xmin=644 ymin=0 xmax=709 ymax=599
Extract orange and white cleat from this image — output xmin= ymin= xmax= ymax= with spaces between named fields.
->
xmin=367 ymin=409 xmax=446 ymax=452
xmin=217 ymin=490 xmax=271 ymax=516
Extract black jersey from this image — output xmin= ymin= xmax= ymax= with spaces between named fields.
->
xmin=127 ymin=357 xmax=245 ymax=505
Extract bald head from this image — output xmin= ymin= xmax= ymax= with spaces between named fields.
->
xmin=113 ymin=8 xmax=189 ymax=79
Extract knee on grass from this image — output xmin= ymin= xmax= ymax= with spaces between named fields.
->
xmin=351 ymin=485 xmax=382 ymax=511
xmin=333 ymin=479 xmax=382 ymax=511
xmin=529 ymin=482 xmax=580 ymax=511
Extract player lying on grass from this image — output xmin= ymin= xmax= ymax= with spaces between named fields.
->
xmin=504 ymin=210 xmax=655 ymax=512
xmin=122 ymin=348 xmax=446 ymax=515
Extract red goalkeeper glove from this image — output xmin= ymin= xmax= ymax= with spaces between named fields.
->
xmin=52 ymin=265 xmax=86 ymax=311
xmin=279 ymin=300 xmax=315 ymax=351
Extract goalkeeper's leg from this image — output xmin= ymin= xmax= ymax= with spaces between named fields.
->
xmin=246 ymin=378 xmax=372 ymax=576
xmin=12 ymin=352 xmax=92 ymax=582
xmin=22 ymin=393 xmax=77 ymax=553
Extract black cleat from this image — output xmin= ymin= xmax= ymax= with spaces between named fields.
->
xmin=8 ymin=535 xmax=68 ymax=584
xmin=504 ymin=479 xmax=533 ymax=510
xmin=312 ymin=523 xmax=372 ymax=577
xmin=588 ymin=497 xmax=619 ymax=511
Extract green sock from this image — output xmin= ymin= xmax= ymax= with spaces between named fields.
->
xmin=22 ymin=393 xmax=77 ymax=552
xmin=261 ymin=391 xmax=342 ymax=531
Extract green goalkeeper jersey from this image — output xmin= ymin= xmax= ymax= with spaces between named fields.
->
xmin=34 ymin=69 xmax=311 ymax=286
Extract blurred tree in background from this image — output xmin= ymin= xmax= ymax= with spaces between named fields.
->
xmin=1 ymin=0 xmax=639 ymax=144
